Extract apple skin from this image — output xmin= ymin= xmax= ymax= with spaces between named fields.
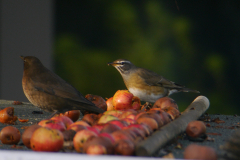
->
xmin=106 ymin=97 xmax=114 ymax=111
xmin=91 ymin=124 xmax=106 ymax=132
xmin=153 ymin=97 xmax=178 ymax=110
xmin=38 ymin=119 xmax=66 ymax=132
xmin=83 ymin=136 xmax=114 ymax=154
xmin=114 ymin=139 xmax=135 ymax=155
xmin=121 ymin=118 xmax=137 ymax=125
xmin=72 ymin=120 xmax=91 ymax=127
xmin=82 ymin=113 xmax=99 ymax=126
xmin=67 ymin=124 xmax=87 ymax=132
xmin=119 ymin=109 xmax=137 ymax=119
xmin=86 ymin=127 xmax=100 ymax=135
xmin=186 ymin=121 xmax=206 ymax=138
xmin=149 ymin=108 xmax=172 ymax=125
xmin=100 ymin=123 xmax=121 ymax=134
xmin=127 ymin=124 xmax=152 ymax=137
xmin=184 ymin=144 xmax=217 ymax=160
xmin=103 ymin=110 xmax=124 ymax=118
xmin=73 ymin=129 xmax=98 ymax=153
xmin=0 ymin=107 xmax=18 ymax=124
xmin=137 ymin=117 xmax=158 ymax=131
xmin=0 ymin=126 xmax=21 ymax=144
xmin=22 ymin=125 xmax=42 ymax=148
xmin=30 ymin=127 xmax=64 ymax=152
xmin=111 ymin=130 xmax=134 ymax=143
xmin=112 ymin=90 xmax=141 ymax=110
xmin=163 ymin=106 xmax=180 ymax=120
xmin=86 ymin=144 xmax=107 ymax=155
xmin=51 ymin=115 xmax=73 ymax=128
xmin=108 ymin=120 xmax=128 ymax=128
xmin=85 ymin=94 xmax=107 ymax=111
xmin=98 ymin=114 xmax=119 ymax=124
xmin=63 ymin=110 xmax=81 ymax=122
xmin=98 ymin=133 xmax=115 ymax=144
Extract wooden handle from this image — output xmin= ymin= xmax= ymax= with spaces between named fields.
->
xmin=135 ymin=96 xmax=210 ymax=156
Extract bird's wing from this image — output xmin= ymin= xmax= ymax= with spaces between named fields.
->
xmin=31 ymin=70 xmax=95 ymax=106
xmin=137 ymin=68 xmax=184 ymax=89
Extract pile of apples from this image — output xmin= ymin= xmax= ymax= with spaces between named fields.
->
xmin=0 ymin=90 xmax=181 ymax=155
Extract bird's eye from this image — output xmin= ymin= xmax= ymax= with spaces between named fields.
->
xmin=120 ymin=62 xmax=125 ymax=65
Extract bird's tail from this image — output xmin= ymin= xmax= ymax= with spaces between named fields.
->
xmin=181 ymin=87 xmax=200 ymax=93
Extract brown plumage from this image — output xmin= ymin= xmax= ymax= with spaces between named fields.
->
xmin=108 ymin=59 xmax=200 ymax=103
xmin=21 ymin=56 xmax=104 ymax=116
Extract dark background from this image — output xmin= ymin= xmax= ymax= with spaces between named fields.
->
xmin=54 ymin=0 xmax=240 ymax=114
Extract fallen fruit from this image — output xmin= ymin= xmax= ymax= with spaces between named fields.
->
xmin=63 ymin=110 xmax=81 ymax=122
xmin=186 ymin=121 xmax=206 ymax=138
xmin=85 ymin=94 xmax=107 ymax=111
xmin=0 ymin=107 xmax=18 ymax=124
xmin=184 ymin=144 xmax=217 ymax=160
xmin=153 ymin=97 xmax=178 ymax=109
xmin=22 ymin=124 xmax=42 ymax=148
xmin=73 ymin=129 xmax=98 ymax=152
xmin=30 ymin=127 xmax=64 ymax=152
xmin=38 ymin=119 xmax=66 ymax=132
xmin=82 ymin=113 xmax=99 ymax=126
xmin=112 ymin=90 xmax=141 ymax=110
xmin=0 ymin=126 xmax=21 ymax=144
xmin=114 ymin=139 xmax=135 ymax=155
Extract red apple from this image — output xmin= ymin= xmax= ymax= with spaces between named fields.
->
xmin=114 ymin=139 xmax=135 ymax=155
xmin=111 ymin=130 xmax=134 ymax=143
xmin=82 ymin=113 xmax=99 ymax=126
xmin=112 ymin=90 xmax=141 ymax=110
xmin=63 ymin=110 xmax=81 ymax=122
xmin=108 ymin=120 xmax=128 ymax=128
xmin=38 ymin=119 xmax=66 ymax=132
xmin=100 ymin=123 xmax=121 ymax=134
xmin=91 ymin=124 xmax=106 ymax=132
xmin=51 ymin=115 xmax=73 ymax=128
xmin=83 ymin=136 xmax=114 ymax=154
xmin=0 ymin=126 xmax=21 ymax=144
xmin=85 ymin=94 xmax=107 ymax=111
xmin=137 ymin=117 xmax=158 ymax=131
xmin=73 ymin=120 xmax=91 ymax=127
xmin=122 ymin=127 xmax=145 ymax=139
xmin=86 ymin=144 xmax=107 ymax=155
xmin=30 ymin=127 xmax=64 ymax=152
xmin=73 ymin=129 xmax=98 ymax=153
xmin=127 ymin=124 xmax=152 ymax=137
xmin=98 ymin=133 xmax=115 ymax=144
xmin=86 ymin=127 xmax=100 ymax=135
xmin=98 ymin=114 xmax=119 ymax=124
xmin=22 ymin=125 xmax=42 ymax=148
xmin=153 ymin=97 xmax=178 ymax=109
xmin=149 ymin=108 xmax=172 ymax=125
xmin=106 ymin=97 xmax=114 ymax=111
xmin=119 ymin=109 xmax=137 ymax=119
xmin=67 ymin=124 xmax=87 ymax=132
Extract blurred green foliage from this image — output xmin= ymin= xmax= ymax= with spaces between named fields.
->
xmin=54 ymin=0 xmax=240 ymax=114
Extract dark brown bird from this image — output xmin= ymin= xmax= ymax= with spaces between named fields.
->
xmin=108 ymin=59 xmax=199 ymax=103
xmin=21 ymin=56 xmax=104 ymax=117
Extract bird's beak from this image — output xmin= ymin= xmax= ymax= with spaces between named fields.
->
xmin=20 ymin=56 xmax=24 ymax=60
xmin=107 ymin=62 xmax=115 ymax=66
